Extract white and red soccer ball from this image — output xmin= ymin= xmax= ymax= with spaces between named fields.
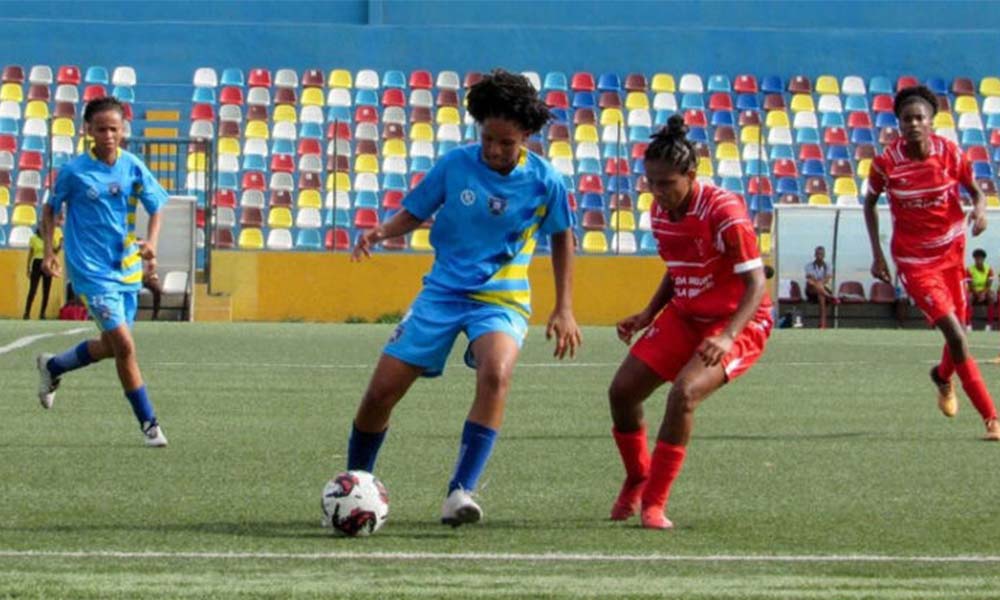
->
xmin=321 ymin=470 xmax=389 ymax=537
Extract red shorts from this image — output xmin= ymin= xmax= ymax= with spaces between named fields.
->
xmin=899 ymin=265 xmax=966 ymax=324
xmin=630 ymin=304 xmax=773 ymax=383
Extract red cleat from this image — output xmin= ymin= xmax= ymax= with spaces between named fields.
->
xmin=609 ymin=477 xmax=646 ymax=521
xmin=640 ymin=506 xmax=673 ymax=530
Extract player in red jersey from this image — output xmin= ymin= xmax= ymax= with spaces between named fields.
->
xmin=864 ymin=85 xmax=1000 ymax=441
xmin=607 ymin=115 xmax=773 ymax=529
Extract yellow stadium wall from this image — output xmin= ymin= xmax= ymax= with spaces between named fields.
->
xmin=0 ymin=250 xmax=66 ymax=319
xmin=209 ymin=251 xmax=668 ymax=325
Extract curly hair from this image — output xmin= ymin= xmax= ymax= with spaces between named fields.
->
xmin=644 ymin=114 xmax=698 ymax=173
xmin=83 ymin=96 xmax=126 ymax=123
xmin=466 ymin=69 xmax=551 ymax=134
xmin=894 ymin=85 xmax=938 ymax=118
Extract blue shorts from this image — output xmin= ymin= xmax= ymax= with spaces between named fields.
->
xmin=79 ymin=290 xmax=138 ymax=332
xmin=384 ymin=291 xmax=529 ymax=378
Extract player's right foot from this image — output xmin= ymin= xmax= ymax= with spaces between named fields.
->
xmin=640 ymin=506 xmax=673 ymax=530
xmin=610 ymin=476 xmax=646 ymax=521
xmin=441 ymin=488 xmax=482 ymax=527
xmin=930 ymin=366 xmax=958 ymax=418
xmin=143 ymin=423 xmax=168 ymax=447
xmin=36 ymin=353 xmax=59 ymax=409
xmin=985 ymin=419 xmax=1000 ymax=442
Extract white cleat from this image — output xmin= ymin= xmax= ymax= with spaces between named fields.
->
xmin=36 ymin=353 xmax=59 ymax=409
xmin=441 ymin=488 xmax=482 ymax=527
xmin=143 ymin=423 xmax=168 ymax=448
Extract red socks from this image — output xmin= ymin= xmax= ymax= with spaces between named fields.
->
xmin=640 ymin=441 xmax=687 ymax=513
xmin=955 ymin=359 xmax=999 ymax=421
xmin=612 ymin=426 xmax=650 ymax=486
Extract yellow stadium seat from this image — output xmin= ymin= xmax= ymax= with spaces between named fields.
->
xmin=765 ymin=110 xmax=790 ymax=128
xmin=758 ymin=232 xmax=772 ymax=255
xmin=696 ymin=157 xmax=714 ymax=177
xmin=326 ymin=171 xmax=351 ymax=191
xmin=808 ymin=193 xmax=831 ymax=206
xmin=52 ymin=118 xmax=75 ymax=137
xmin=954 ymin=96 xmax=979 ymax=114
xmin=186 ymin=152 xmax=207 ymax=172
xmin=988 ymin=195 xmax=1000 ymax=208
xmin=436 ymin=107 xmax=460 ymax=125
xmin=715 ymin=142 xmax=739 ymax=160
xmin=12 ymin=204 xmax=37 ymax=226
xmin=582 ymin=231 xmax=608 ymax=254
xmin=410 ymin=122 xmax=434 ymax=142
xmin=637 ymin=192 xmax=653 ymax=212
xmin=301 ymin=87 xmax=324 ymax=106
xmin=740 ymin=125 xmax=761 ymax=144
xmin=297 ymin=190 xmax=322 ymax=209
xmin=267 ymin=207 xmax=293 ymax=229
xmin=238 ymin=228 xmax=264 ymax=250
xmin=355 ymin=154 xmax=379 ymax=173
xmin=328 ymin=69 xmax=352 ymax=88
xmin=789 ymin=94 xmax=815 ymax=113
xmin=651 ymin=73 xmax=675 ymax=93
xmin=76 ymin=136 xmax=94 ymax=154
xmin=0 ymin=188 xmax=9 ymax=206
xmin=548 ymin=141 xmax=573 ymax=159
xmin=24 ymin=100 xmax=49 ymax=119
xmin=600 ymin=108 xmax=624 ymax=126
xmin=245 ymin=120 xmax=269 ymax=139
xmin=218 ymin=137 xmax=240 ymax=156
xmin=981 ymin=77 xmax=1000 ymax=97
xmin=625 ymin=92 xmax=649 ymax=111
xmin=611 ymin=210 xmax=636 ymax=231
xmin=273 ymin=104 xmax=297 ymax=123
xmin=932 ymin=112 xmax=955 ymax=128
xmin=383 ymin=138 xmax=407 ymax=157
xmin=410 ymin=229 xmax=433 ymax=251
xmin=0 ymin=83 xmax=23 ymax=103
xmin=815 ymin=75 xmax=839 ymax=95
xmin=856 ymin=158 xmax=872 ymax=179
xmin=574 ymin=124 xmax=599 ymax=143
xmin=833 ymin=177 xmax=858 ymax=196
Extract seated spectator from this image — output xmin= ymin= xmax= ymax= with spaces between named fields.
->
xmin=805 ymin=245 xmax=838 ymax=328
xmin=967 ymin=248 xmax=996 ymax=331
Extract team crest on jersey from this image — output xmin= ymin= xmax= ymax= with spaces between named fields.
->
xmin=488 ymin=196 xmax=507 ymax=215
xmin=460 ymin=189 xmax=476 ymax=206
xmin=86 ymin=186 xmax=99 ymax=200
xmin=108 ymin=182 xmax=121 ymax=197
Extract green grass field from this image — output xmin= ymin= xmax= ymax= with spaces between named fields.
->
xmin=1 ymin=321 xmax=999 ymax=599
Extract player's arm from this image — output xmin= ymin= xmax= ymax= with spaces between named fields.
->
xmin=697 ymin=266 xmax=767 ymax=367
xmin=616 ymin=270 xmax=673 ymax=344
xmin=967 ymin=181 xmax=988 ymax=237
xmin=863 ymin=189 xmax=891 ymax=283
xmin=351 ymin=210 xmax=424 ymax=261
xmin=139 ymin=211 xmax=161 ymax=278
xmin=40 ymin=204 xmax=61 ymax=278
xmin=546 ymin=230 xmax=582 ymax=359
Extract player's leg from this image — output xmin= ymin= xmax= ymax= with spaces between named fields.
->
xmin=989 ymin=290 xmax=997 ymax=330
xmin=23 ymin=260 xmax=42 ymax=319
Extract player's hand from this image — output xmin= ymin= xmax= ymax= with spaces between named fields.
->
xmin=697 ymin=333 xmax=734 ymax=367
xmin=351 ymin=229 xmax=381 ymax=262
xmin=144 ymin=257 xmax=159 ymax=280
xmin=137 ymin=240 xmax=157 ymax=261
xmin=971 ymin=206 xmax=988 ymax=236
xmin=42 ymin=254 xmax=61 ymax=278
xmin=546 ymin=307 xmax=582 ymax=359
xmin=616 ymin=310 xmax=653 ymax=344
xmin=870 ymin=255 xmax=891 ymax=284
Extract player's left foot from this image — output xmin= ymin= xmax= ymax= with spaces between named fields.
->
xmin=930 ymin=366 xmax=958 ymax=418
xmin=143 ymin=423 xmax=168 ymax=447
xmin=441 ymin=488 xmax=482 ymax=527
xmin=610 ymin=476 xmax=646 ymax=521
xmin=36 ymin=353 xmax=59 ymax=409
xmin=640 ymin=506 xmax=673 ymax=530
xmin=985 ymin=418 xmax=1000 ymax=442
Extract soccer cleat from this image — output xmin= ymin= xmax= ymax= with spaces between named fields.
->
xmin=36 ymin=353 xmax=59 ymax=409
xmin=143 ymin=423 xmax=168 ymax=448
xmin=640 ymin=506 xmax=674 ymax=530
xmin=440 ymin=488 xmax=482 ymax=527
xmin=988 ymin=354 xmax=1000 ymax=365
xmin=985 ymin=419 xmax=1000 ymax=442
xmin=930 ymin=367 xmax=958 ymax=418
xmin=610 ymin=477 xmax=646 ymax=521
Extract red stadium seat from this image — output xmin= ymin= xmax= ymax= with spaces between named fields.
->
xmin=355 ymin=105 xmax=378 ymax=123
xmin=409 ymin=172 xmax=425 ymax=188
xmin=829 ymin=159 xmax=853 ymax=177
xmin=631 ymin=143 xmax=648 ymax=159
xmin=240 ymin=207 xmax=263 ymax=228
xmin=683 ymin=109 xmax=707 ymax=127
xmin=966 ymin=146 xmax=989 ymax=162
xmin=895 ymin=75 xmax=918 ymax=91
xmin=54 ymin=101 xmax=75 ymax=119
xmin=778 ymin=193 xmax=801 ymax=204
xmin=82 ymin=84 xmax=106 ymax=102
xmin=57 ymin=65 xmax=80 ymax=85
xmin=298 ymin=138 xmax=321 ymax=156
xmin=270 ymin=154 xmax=294 ymax=173
xmin=713 ymin=126 xmax=736 ymax=143
xmin=268 ymin=190 xmax=292 ymax=207
xmin=0 ymin=135 xmax=15 ymax=153
xmin=356 ymin=139 xmax=378 ymax=155
xmin=219 ymin=121 xmax=241 ymax=137
xmin=708 ymin=92 xmax=733 ymax=111
xmin=121 ymin=102 xmax=133 ymax=121
xmin=196 ymin=208 xmax=205 ymax=228
xmin=951 ymin=77 xmax=975 ymax=96
xmin=213 ymin=190 xmax=237 ymax=208
xmin=805 ymin=177 xmax=828 ymax=195
xmin=18 ymin=151 xmax=42 ymax=171
xmin=247 ymin=105 xmax=267 ymax=121
xmin=936 ymin=95 xmax=951 ymax=113
xmin=854 ymin=144 xmax=876 ymax=160
xmin=547 ymin=123 xmax=570 ymax=141
xmin=604 ymin=158 xmax=629 ymax=175
xmin=27 ymin=84 xmax=50 ymax=102
xmin=326 ymin=228 xmax=350 ymax=250
xmin=598 ymin=91 xmax=621 ymax=109
xmin=409 ymin=70 xmax=433 ymax=89
xmin=787 ymin=75 xmax=811 ymax=93
xmin=581 ymin=210 xmax=606 ymax=231
xmin=248 ymin=68 xmax=272 ymax=88
xmin=382 ymin=190 xmax=404 ymax=209
xmin=220 ymin=86 xmax=244 ymax=105
xmin=738 ymin=110 xmax=761 ymax=126
xmin=838 ymin=280 xmax=866 ymax=303
xmin=578 ymin=174 xmax=604 ymax=193
xmin=327 ymin=122 xmax=351 ymax=140
xmin=847 ymin=111 xmax=873 ymax=129
xmin=354 ymin=208 xmax=379 ymax=228
xmin=733 ymin=74 xmax=758 ymax=93
xmin=545 ymin=90 xmax=569 ymax=109
xmin=241 ymin=172 xmax=265 ymax=191
xmin=824 ymin=127 xmax=848 ymax=145
xmin=878 ymin=127 xmax=899 ymax=145
xmin=2 ymin=65 xmax=24 ymax=84
xmin=383 ymin=122 xmax=404 ymax=140
xmin=301 ymin=69 xmax=324 ymax=88
xmin=573 ymin=108 xmax=596 ymax=125
xmin=463 ymin=71 xmax=483 ymax=89
xmin=763 ymin=94 xmax=786 ymax=111
xmin=298 ymin=172 xmax=321 ymax=190
xmin=772 ymin=159 xmax=797 ymax=177
xmin=410 ymin=106 xmax=432 ymax=123
xmin=990 ymin=129 xmax=1000 ymax=147
xmin=798 ymin=143 xmax=822 ymax=160
xmin=274 ymin=88 xmax=297 ymax=105
xmin=191 ymin=103 xmax=215 ymax=121
xmin=608 ymin=193 xmax=632 ymax=210
xmin=870 ymin=281 xmax=896 ymax=304
xmin=436 ymin=90 xmax=458 ymax=107
xmin=747 ymin=177 xmax=773 ymax=195
xmin=15 ymin=188 xmax=38 ymax=206
xmin=382 ymin=88 xmax=405 ymax=107
xmin=213 ymin=228 xmax=235 ymax=249
xmin=624 ymin=73 xmax=647 ymax=92
xmin=571 ymin=72 xmax=596 ymax=92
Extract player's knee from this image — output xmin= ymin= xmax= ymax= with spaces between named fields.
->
xmin=608 ymin=375 xmax=634 ymax=406
xmin=477 ymin=362 xmax=512 ymax=395
xmin=668 ymin=379 xmax=704 ymax=414
xmin=108 ymin=332 xmax=136 ymax=359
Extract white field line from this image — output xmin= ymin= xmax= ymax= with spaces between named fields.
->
xmin=152 ymin=359 xmax=994 ymax=369
xmin=0 ymin=549 xmax=999 ymax=564
xmin=0 ymin=327 xmax=90 ymax=356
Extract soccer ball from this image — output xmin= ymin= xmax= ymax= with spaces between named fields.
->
xmin=321 ymin=470 xmax=389 ymax=537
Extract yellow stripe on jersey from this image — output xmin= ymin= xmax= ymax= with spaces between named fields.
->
xmin=127 ymin=213 xmax=136 ymax=225
xmin=490 ymin=263 xmax=529 ymax=281
xmin=125 ymin=233 xmax=137 ymax=246
xmin=128 ymin=196 xmax=138 ymax=207
xmin=121 ymin=271 xmax=143 ymax=284
xmin=468 ymin=290 xmax=531 ymax=317
xmin=122 ymin=251 xmax=141 ymax=269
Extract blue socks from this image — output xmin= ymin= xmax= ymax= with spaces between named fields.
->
xmin=46 ymin=341 xmax=95 ymax=377
xmin=125 ymin=385 xmax=156 ymax=429
xmin=347 ymin=423 xmax=387 ymax=472
xmin=448 ymin=420 xmax=498 ymax=494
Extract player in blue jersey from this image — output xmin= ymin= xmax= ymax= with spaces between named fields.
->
xmin=348 ymin=69 xmax=582 ymax=525
xmin=35 ymin=97 xmax=168 ymax=447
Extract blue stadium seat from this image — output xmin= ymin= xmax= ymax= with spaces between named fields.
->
xmin=735 ymin=94 xmax=760 ymax=111
xmin=242 ymin=154 xmax=266 ymax=172
xmin=382 ymin=70 xmax=406 ymax=89
xmin=607 ymin=176 xmax=631 ymax=193
xmin=0 ymin=227 xmax=5 ymax=247
xmin=296 ymin=228 xmax=322 ymax=250
xmin=355 ymin=191 xmax=379 ymax=208
xmin=355 ymin=89 xmax=379 ymax=106
xmin=271 ymin=139 xmax=294 ymax=155
xmin=325 ymin=208 xmax=351 ymax=228
xmin=925 ymin=77 xmax=948 ymax=95
xmin=550 ymin=108 xmax=570 ymax=123
xmin=820 ymin=112 xmax=845 ymax=128
xmin=760 ymin=75 xmax=783 ymax=94
xmin=409 ymin=156 xmax=433 ymax=172
xmin=795 ymin=128 xmax=820 ymax=144
xmin=577 ymin=158 xmax=601 ymax=174
xmin=84 ymin=65 xmax=109 ymax=84
xmin=850 ymin=128 xmax=876 ymax=145
xmin=801 ymin=159 xmax=825 ymax=176
xmin=721 ymin=176 xmax=744 ymax=193
xmin=686 ymin=127 xmax=708 ymax=143
xmin=383 ymin=173 xmax=407 ymax=191
xmin=111 ymin=86 xmax=134 ymax=102
xmin=770 ymin=145 xmax=794 ymax=159
xmin=562 ymin=174 xmax=576 ymax=192
xmin=21 ymin=136 xmax=45 ymax=152
xmin=0 ymin=118 xmax=16 ymax=135
xmin=680 ymin=93 xmax=704 ymax=110
xmin=707 ymin=74 xmax=731 ymax=92
xmin=580 ymin=192 xmax=604 ymax=211
xmin=973 ymin=161 xmax=994 ymax=179
xmin=597 ymin=73 xmax=622 ymax=93
xmin=572 ymin=91 xmax=596 ymax=109
xmin=628 ymin=125 xmax=651 ymax=142
xmin=631 ymin=158 xmax=645 ymax=174
xmin=992 ymin=147 xmax=1000 ymax=164
xmin=192 ymin=87 xmax=216 ymax=103
xmin=844 ymin=95 xmax=869 ymax=112
xmin=543 ymin=71 xmax=568 ymax=91
xmin=825 ymin=145 xmax=850 ymax=160
xmin=962 ymin=129 xmax=986 ymax=146
xmin=220 ymin=68 xmax=245 ymax=87
xmin=775 ymin=177 xmax=800 ymax=195
xmin=654 ymin=110 xmax=674 ymax=126
xmin=217 ymin=172 xmax=239 ymax=190
xmin=298 ymin=122 xmax=323 ymax=139
xmin=745 ymin=160 xmax=770 ymax=176
xmin=711 ymin=111 xmax=734 ymax=127
xmin=869 ymin=76 xmax=892 ymax=95
xmin=639 ymin=232 xmax=657 ymax=253
xmin=874 ymin=112 xmax=898 ymax=128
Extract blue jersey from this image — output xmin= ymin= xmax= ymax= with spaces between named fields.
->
xmin=47 ymin=148 xmax=168 ymax=296
xmin=403 ymin=144 xmax=572 ymax=317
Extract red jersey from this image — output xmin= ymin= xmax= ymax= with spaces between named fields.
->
xmin=868 ymin=134 xmax=973 ymax=272
xmin=651 ymin=182 xmax=772 ymax=320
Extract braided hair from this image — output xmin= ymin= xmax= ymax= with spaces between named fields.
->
xmin=644 ymin=114 xmax=698 ymax=173
xmin=894 ymin=85 xmax=938 ymax=118
xmin=466 ymin=69 xmax=552 ymax=134
xmin=83 ymin=96 xmax=126 ymax=123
